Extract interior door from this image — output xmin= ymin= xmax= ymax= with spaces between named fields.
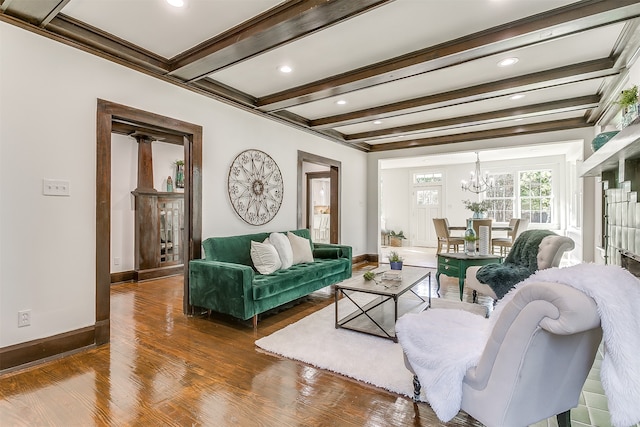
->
xmin=412 ymin=185 xmax=442 ymax=247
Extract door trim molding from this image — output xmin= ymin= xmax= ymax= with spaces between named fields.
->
xmin=297 ymin=151 xmax=341 ymax=243
xmin=97 ymin=99 xmax=202 ymax=345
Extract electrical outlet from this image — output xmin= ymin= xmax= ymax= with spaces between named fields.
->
xmin=18 ymin=309 xmax=31 ymax=327
xmin=114 ymin=257 xmax=120 ymax=266
xmin=43 ymin=179 xmax=70 ymax=196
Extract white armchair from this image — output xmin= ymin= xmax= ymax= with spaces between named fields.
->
xmin=399 ymin=281 xmax=602 ymax=426
xmin=466 ymin=232 xmax=575 ymax=301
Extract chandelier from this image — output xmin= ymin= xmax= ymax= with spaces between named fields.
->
xmin=461 ymin=152 xmax=494 ymax=194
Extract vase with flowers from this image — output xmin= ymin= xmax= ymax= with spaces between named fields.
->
xmin=463 ymin=199 xmax=490 ymax=219
xmin=175 ymin=160 xmax=185 ymax=189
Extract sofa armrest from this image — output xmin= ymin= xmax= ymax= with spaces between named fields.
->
xmin=313 ymin=243 xmax=352 ymax=261
xmin=189 ymin=259 xmax=255 ymax=320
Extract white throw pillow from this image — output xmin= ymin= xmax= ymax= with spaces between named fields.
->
xmin=287 ymin=232 xmax=314 ymax=264
xmin=250 ymin=239 xmax=282 ymax=274
xmin=269 ymin=232 xmax=294 ymax=269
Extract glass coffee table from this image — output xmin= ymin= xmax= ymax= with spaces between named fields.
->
xmin=334 ymin=266 xmax=431 ymax=342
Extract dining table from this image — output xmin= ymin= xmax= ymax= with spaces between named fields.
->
xmin=448 ymin=225 xmax=512 ymax=231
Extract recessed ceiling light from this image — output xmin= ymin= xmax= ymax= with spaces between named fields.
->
xmin=510 ymin=94 xmax=525 ymax=100
xmin=336 ymin=100 xmax=347 ymax=105
xmin=498 ymin=57 xmax=519 ymax=67
xmin=167 ymin=0 xmax=185 ymax=7
xmin=278 ymin=65 xmax=292 ymax=73
xmin=373 ymin=120 xmax=383 ymax=125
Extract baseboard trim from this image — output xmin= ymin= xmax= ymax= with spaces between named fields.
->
xmin=0 ymin=325 xmax=97 ymax=373
xmin=135 ymin=265 xmax=183 ymax=282
xmin=111 ymin=270 xmax=135 ymax=284
xmin=353 ymin=253 xmax=378 ymax=264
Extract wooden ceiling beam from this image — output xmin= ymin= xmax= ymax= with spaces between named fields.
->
xmin=0 ymin=0 xmax=68 ymax=26
xmin=257 ymin=0 xmax=640 ymax=111
xmin=345 ymin=95 xmax=600 ymax=142
xmin=189 ymin=78 xmax=257 ymax=107
xmin=311 ymin=58 xmax=616 ymax=129
xmin=368 ymin=117 xmax=592 ymax=152
xmin=169 ymin=0 xmax=393 ymax=82
xmin=588 ymin=19 xmax=640 ymax=123
xmin=46 ymin=15 xmax=169 ymax=73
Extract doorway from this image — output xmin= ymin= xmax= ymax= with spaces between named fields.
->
xmin=306 ymin=172 xmax=331 ymax=243
xmin=411 ymin=185 xmax=442 ymax=247
xmin=96 ymin=99 xmax=202 ymax=345
xmin=297 ymin=151 xmax=340 ymax=243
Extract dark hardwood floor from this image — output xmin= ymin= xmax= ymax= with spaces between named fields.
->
xmin=0 ymin=265 xmax=484 ymax=426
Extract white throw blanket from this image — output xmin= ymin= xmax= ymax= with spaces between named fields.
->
xmin=397 ymin=263 xmax=640 ymax=427
xmin=396 ymin=309 xmax=489 ymax=421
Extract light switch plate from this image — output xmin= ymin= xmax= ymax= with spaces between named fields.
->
xmin=43 ymin=179 xmax=70 ymax=196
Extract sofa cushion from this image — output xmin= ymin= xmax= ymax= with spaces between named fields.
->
xmin=250 ymin=240 xmax=282 ymax=274
xmin=270 ymin=232 xmax=293 ymax=269
xmin=313 ymin=247 xmax=340 ymax=259
xmin=252 ymin=258 xmax=349 ymax=300
xmin=288 ymin=232 xmax=314 ymax=264
xmin=203 ymin=231 xmax=270 ymax=266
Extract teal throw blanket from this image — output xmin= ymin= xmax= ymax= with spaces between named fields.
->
xmin=476 ymin=229 xmax=557 ymax=299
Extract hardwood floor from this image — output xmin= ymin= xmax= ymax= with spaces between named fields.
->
xmin=0 ymin=267 xmax=484 ymax=427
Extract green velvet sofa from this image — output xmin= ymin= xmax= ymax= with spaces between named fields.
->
xmin=189 ymin=229 xmax=352 ymax=326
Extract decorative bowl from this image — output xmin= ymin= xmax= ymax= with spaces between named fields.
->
xmin=591 ymin=131 xmax=620 ymax=152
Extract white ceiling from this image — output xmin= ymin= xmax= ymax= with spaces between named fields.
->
xmin=380 ymin=140 xmax=582 ymax=169
xmin=60 ymin=0 xmax=284 ymax=59
xmin=3 ymin=0 xmax=640 ymax=153
xmin=209 ymin=0 xmax=583 ymax=96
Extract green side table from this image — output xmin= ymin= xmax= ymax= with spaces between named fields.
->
xmin=436 ymin=253 xmax=502 ymax=300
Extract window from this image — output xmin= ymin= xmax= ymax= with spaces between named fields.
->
xmin=485 ymin=173 xmax=514 ymax=223
xmin=520 ymin=170 xmax=552 ymax=224
xmin=414 ymin=172 xmax=442 ymax=184
xmin=416 ymin=189 xmax=439 ymax=206
xmin=483 ymin=168 xmax=554 ymax=225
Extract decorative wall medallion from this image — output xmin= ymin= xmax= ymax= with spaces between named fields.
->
xmin=228 ymin=149 xmax=283 ymax=225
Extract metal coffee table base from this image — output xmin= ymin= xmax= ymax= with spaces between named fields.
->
xmin=334 ymin=270 xmax=431 ymax=342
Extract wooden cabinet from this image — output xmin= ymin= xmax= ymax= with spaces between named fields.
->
xmin=159 ymin=196 xmax=183 ymax=265
xmin=132 ymin=191 xmax=184 ymax=280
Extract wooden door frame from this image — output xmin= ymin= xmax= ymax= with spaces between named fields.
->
xmin=96 ymin=99 xmax=202 ymax=345
xmin=297 ymin=151 xmax=340 ymax=243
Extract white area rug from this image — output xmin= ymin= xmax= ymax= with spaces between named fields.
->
xmin=255 ymin=295 xmax=486 ymax=399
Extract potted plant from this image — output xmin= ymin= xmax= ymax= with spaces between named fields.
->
xmin=388 ymin=251 xmax=403 ymax=270
xmin=617 ymin=85 xmax=639 ymax=128
xmin=463 ymin=199 xmax=490 ymax=219
xmin=464 ymin=234 xmax=478 ymax=256
xmin=389 ymin=230 xmax=406 ymax=247
xmin=617 ymin=85 xmax=638 ymax=110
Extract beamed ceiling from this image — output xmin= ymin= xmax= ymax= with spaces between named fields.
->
xmin=2 ymin=0 xmax=640 ymax=153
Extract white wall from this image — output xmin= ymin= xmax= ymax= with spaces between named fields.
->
xmin=0 ymin=22 xmax=367 ymax=347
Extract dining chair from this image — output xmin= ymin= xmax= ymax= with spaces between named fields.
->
xmin=433 ymin=218 xmax=464 ymax=254
xmin=471 ymin=219 xmax=492 ymax=254
xmin=492 ymin=218 xmax=520 ymax=256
